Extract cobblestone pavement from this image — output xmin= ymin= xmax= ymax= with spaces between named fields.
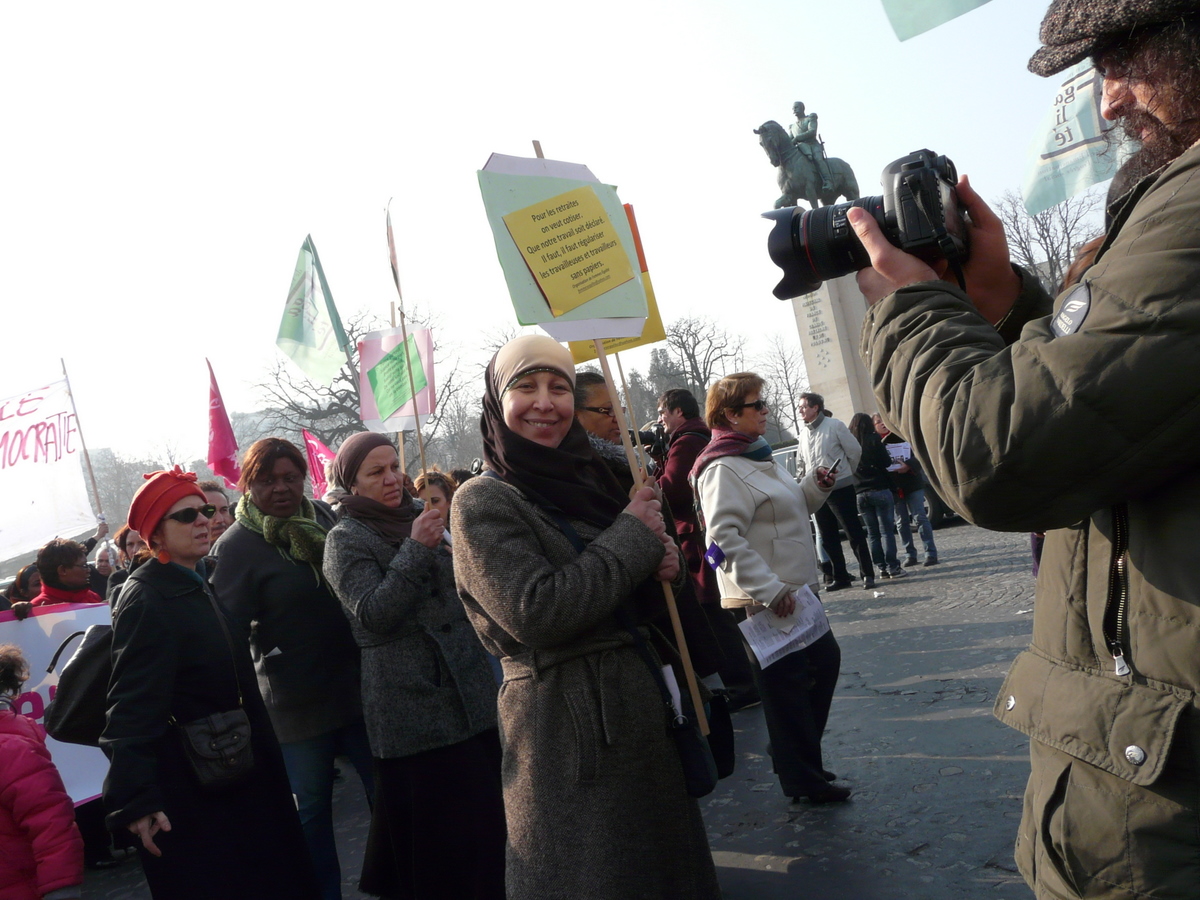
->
xmin=85 ymin=522 xmax=1037 ymax=900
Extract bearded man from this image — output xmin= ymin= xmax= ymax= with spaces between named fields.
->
xmin=851 ymin=2 xmax=1200 ymax=897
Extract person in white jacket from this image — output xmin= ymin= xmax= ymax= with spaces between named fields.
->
xmin=692 ymin=372 xmax=849 ymax=804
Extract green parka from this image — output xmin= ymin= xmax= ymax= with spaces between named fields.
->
xmin=860 ymin=139 xmax=1200 ymax=900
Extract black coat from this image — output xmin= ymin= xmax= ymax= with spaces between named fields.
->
xmin=101 ymin=560 xmax=319 ymax=899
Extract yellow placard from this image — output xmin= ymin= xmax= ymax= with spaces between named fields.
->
xmin=570 ymin=272 xmax=666 ymax=363
xmin=502 ymin=185 xmax=636 ymax=317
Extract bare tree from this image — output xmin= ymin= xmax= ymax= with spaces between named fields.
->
xmin=996 ymin=189 xmax=1105 ymax=294
xmin=664 ymin=317 xmax=746 ymax=397
xmin=756 ymin=334 xmax=808 ymax=439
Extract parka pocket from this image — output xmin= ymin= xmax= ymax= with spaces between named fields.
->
xmin=564 ymin=689 xmax=600 ymax=785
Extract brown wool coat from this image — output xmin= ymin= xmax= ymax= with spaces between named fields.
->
xmin=450 ymin=474 xmax=720 ymax=900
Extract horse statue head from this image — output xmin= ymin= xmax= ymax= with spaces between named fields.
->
xmin=754 ymin=120 xmax=790 ymax=168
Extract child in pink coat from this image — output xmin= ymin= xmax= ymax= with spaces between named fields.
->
xmin=0 ymin=644 xmax=83 ymax=900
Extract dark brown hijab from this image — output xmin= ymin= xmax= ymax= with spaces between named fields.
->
xmin=331 ymin=432 xmax=418 ymax=545
xmin=482 ymin=336 xmax=626 ymax=529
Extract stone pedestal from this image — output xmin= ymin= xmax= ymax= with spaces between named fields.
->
xmin=789 ymin=273 xmax=876 ymax=419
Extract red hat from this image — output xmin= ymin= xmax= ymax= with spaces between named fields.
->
xmin=128 ymin=466 xmax=207 ymax=546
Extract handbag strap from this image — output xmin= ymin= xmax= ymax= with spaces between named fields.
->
xmin=201 ymin=585 xmax=244 ymax=707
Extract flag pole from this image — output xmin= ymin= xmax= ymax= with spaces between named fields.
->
xmin=385 ymin=202 xmax=428 ymax=476
xmin=593 ymin=341 xmax=709 ymax=735
xmin=60 ymin=358 xmax=106 ymax=528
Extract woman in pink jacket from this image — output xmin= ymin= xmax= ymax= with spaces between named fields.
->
xmin=0 ymin=644 xmax=83 ymax=900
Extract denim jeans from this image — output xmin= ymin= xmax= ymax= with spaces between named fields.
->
xmin=279 ymin=719 xmax=376 ymax=900
xmin=894 ymin=488 xmax=937 ymax=560
xmin=856 ymin=489 xmax=901 ymax=572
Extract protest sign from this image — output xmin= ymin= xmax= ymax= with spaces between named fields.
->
xmin=1023 ymin=62 xmax=1129 ymax=216
xmin=0 ymin=602 xmax=113 ymax=804
xmin=569 ymin=204 xmax=666 ymax=364
xmin=277 ymin=235 xmax=350 ymax=386
xmin=358 ymin=327 xmax=435 ymax=433
xmin=0 ymin=380 xmax=96 ymax=561
xmin=478 ymin=153 xmax=647 ymax=342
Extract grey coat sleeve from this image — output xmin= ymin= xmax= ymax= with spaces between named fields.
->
xmin=323 ymin=522 xmax=441 ymax=636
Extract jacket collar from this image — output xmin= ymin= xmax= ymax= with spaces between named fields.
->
xmin=127 ymin=558 xmax=208 ymax=599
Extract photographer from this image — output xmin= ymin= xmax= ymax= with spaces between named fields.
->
xmin=850 ymin=3 xmax=1200 ymax=897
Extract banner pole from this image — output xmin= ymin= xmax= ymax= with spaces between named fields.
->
xmin=60 ymin=359 xmax=105 ymax=527
xmin=593 ymin=341 xmax=708 ymax=734
xmin=386 ymin=202 xmax=428 ymax=477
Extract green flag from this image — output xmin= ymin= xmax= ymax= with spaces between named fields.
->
xmin=1022 ymin=62 xmax=1131 ymax=216
xmin=880 ymin=0 xmax=992 ymax=40
xmin=277 ymin=235 xmax=350 ymax=386
xmin=366 ymin=333 xmax=429 ymax=420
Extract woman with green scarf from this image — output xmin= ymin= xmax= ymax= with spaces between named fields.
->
xmin=210 ymin=438 xmax=374 ymax=900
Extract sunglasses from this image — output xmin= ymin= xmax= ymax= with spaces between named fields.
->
xmin=736 ymin=400 xmax=769 ymax=412
xmin=164 ymin=504 xmax=217 ymax=525
xmin=581 ymin=406 xmax=625 ymax=418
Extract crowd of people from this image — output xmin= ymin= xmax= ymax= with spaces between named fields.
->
xmin=0 ymin=332 xmax=945 ymax=899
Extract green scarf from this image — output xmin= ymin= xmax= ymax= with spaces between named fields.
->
xmin=236 ymin=495 xmax=327 ymax=568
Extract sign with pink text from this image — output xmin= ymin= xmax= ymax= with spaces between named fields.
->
xmin=0 ymin=380 xmax=96 ymax=560
xmin=0 ymin=602 xmax=113 ymax=804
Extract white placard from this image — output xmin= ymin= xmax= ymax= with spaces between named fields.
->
xmin=738 ymin=585 xmax=831 ymax=669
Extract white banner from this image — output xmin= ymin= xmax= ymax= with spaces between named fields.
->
xmin=0 ymin=601 xmax=111 ymax=804
xmin=0 ymin=380 xmax=96 ymax=560
xmin=1022 ymin=62 xmax=1131 ymax=216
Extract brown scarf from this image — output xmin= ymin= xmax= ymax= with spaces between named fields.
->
xmin=331 ymin=432 xmax=418 ymax=546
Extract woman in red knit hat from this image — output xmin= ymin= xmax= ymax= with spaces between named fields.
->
xmin=101 ymin=467 xmax=319 ymax=899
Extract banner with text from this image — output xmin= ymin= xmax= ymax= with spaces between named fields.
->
xmin=358 ymin=327 xmax=435 ymax=433
xmin=0 ymin=602 xmax=113 ymax=804
xmin=0 ymin=380 xmax=96 ymax=560
xmin=1023 ymin=62 xmax=1128 ymax=216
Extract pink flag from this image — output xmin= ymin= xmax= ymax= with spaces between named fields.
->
xmin=206 ymin=360 xmax=241 ymax=490
xmin=302 ymin=430 xmax=335 ymax=500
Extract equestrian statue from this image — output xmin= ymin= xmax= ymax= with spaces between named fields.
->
xmin=755 ymin=101 xmax=859 ymax=209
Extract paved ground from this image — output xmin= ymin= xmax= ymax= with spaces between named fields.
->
xmin=85 ymin=522 xmax=1038 ymax=899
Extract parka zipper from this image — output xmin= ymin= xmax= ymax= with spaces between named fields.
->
xmin=1101 ymin=502 xmax=1131 ymax=676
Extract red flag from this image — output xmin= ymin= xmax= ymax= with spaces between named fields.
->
xmin=206 ymin=360 xmax=241 ymax=490
xmin=302 ymin=430 xmax=335 ymax=500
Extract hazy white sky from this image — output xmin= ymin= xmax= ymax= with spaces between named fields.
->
xmin=3 ymin=0 xmax=1063 ymax=461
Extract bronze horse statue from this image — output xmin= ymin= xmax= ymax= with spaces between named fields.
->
xmin=754 ymin=120 xmax=859 ymax=209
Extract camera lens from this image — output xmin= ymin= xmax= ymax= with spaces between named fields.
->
xmin=762 ymin=197 xmax=886 ymax=300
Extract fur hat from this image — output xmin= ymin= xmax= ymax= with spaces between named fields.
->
xmin=1029 ymin=0 xmax=1199 ymax=76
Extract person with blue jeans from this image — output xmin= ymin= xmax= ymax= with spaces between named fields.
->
xmin=212 ymin=438 xmax=376 ymax=900
xmin=850 ymin=414 xmax=907 ymax=578
xmin=873 ymin=414 xmax=938 ymax=567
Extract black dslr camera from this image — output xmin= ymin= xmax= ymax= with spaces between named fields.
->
xmin=762 ymin=149 xmax=969 ymax=300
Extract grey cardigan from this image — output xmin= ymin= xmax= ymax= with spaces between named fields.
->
xmin=323 ymin=515 xmax=498 ymax=759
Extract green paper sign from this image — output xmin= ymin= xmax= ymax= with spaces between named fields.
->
xmin=367 ymin=335 xmax=428 ymax=420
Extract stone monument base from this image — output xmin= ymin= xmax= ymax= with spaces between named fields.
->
xmin=789 ymin=273 xmax=876 ymax=420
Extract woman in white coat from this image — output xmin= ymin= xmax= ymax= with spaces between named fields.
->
xmin=692 ymin=372 xmax=848 ymax=803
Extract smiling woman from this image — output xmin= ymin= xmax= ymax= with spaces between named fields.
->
xmin=450 ymin=335 xmax=718 ymax=900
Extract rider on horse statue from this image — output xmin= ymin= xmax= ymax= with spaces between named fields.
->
xmin=789 ymin=101 xmax=834 ymax=195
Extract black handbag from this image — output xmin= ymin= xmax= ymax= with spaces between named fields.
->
xmin=616 ymin=609 xmax=719 ymax=799
xmin=171 ymin=588 xmax=255 ymax=791
xmin=44 ymin=625 xmax=113 ymax=747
